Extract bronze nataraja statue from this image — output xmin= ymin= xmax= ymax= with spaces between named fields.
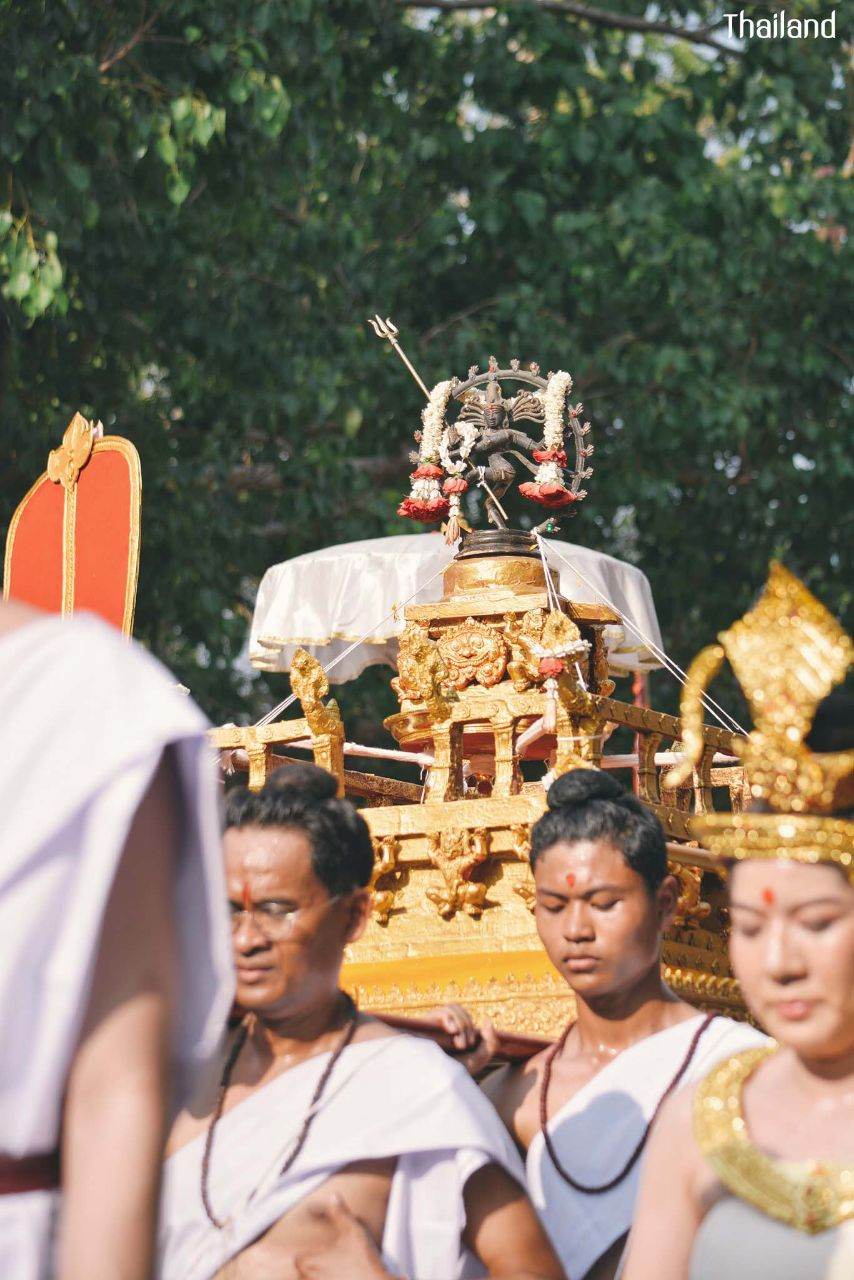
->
xmin=368 ymin=319 xmax=593 ymax=542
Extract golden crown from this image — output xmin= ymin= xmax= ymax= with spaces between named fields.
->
xmin=666 ymin=563 xmax=853 ymax=878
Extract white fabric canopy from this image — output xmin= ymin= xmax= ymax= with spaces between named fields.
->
xmin=249 ymin=533 xmax=664 ymax=684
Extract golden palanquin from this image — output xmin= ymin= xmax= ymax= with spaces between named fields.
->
xmin=213 ymin=542 xmax=745 ymax=1036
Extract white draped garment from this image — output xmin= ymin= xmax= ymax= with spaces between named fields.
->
xmin=159 ymin=1033 xmax=527 ymax=1280
xmin=0 ymin=612 xmax=234 ymax=1280
xmin=526 ymin=1013 xmax=769 ymax=1280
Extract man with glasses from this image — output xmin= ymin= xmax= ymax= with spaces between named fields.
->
xmin=158 ymin=762 xmax=565 ymax=1280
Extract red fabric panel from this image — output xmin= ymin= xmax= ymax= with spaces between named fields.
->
xmin=74 ymin=449 xmax=134 ymax=631
xmin=5 ymin=478 xmax=64 ymax=613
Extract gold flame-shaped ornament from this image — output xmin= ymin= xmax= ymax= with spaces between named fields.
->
xmin=667 ymin=562 xmax=853 ymax=880
xmin=46 ymin=413 xmax=98 ymax=491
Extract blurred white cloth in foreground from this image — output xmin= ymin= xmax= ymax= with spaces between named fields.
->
xmin=0 ymin=612 xmax=233 ymax=1280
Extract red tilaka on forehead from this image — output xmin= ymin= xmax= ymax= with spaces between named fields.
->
xmin=242 ymin=881 xmax=252 ymax=911
xmin=565 ymin=873 xmax=576 ymax=889
xmin=761 ymin=886 xmax=775 ymax=906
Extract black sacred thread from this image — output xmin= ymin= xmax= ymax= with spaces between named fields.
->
xmin=201 ymin=993 xmax=359 ymax=1229
xmin=539 ymin=1011 xmax=718 ymax=1194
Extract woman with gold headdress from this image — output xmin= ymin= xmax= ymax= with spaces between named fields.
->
xmin=622 ymin=565 xmax=854 ymax=1280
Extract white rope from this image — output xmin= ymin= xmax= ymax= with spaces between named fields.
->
xmin=539 ymin=535 xmax=747 ymax=737
xmin=254 ymin=559 xmax=449 ymax=728
xmin=534 ymin=533 xmax=588 ymax=698
xmin=476 ymin=467 xmax=509 ymax=521
xmin=534 ymin=531 xmax=562 ymax=615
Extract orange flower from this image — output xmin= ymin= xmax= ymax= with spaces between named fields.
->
xmin=519 ymin=481 xmax=579 ymax=509
xmin=411 ymin=463 xmax=444 ymax=480
xmin=397 ymin=496 xmax=450 ymax=522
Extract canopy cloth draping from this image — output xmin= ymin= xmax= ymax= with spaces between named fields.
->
xmin=248 ymin=533 xmax=663 ymax=684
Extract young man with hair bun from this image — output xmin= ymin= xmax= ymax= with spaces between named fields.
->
xmin=444 ymin=769 xmax=766 ymax=1280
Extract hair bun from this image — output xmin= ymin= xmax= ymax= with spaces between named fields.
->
xmin=265 ymin=763 xmax=338 ymax=804
xmin=547 ymin=768 xmax=626 ymax=811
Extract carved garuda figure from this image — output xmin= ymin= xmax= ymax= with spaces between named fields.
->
xmin=426 ymin=829 xmax=491 ymax=918
xmin=289 ymin=648 xmax=341 ymax=736
xmin=506 ymin=607 xmax=588 ymax=692
xmin=391 ymin=624 xmax=454 ymax=721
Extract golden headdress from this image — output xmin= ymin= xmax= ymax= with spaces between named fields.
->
xmin=666 ymin=563 xmax=854 ymax=879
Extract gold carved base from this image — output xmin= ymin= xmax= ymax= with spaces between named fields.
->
xmin=343 ymin=949 xmax=577 ymax=1039
xmin=343 ymin=945 xmax=744 ymax=1039
xmin=344 ymin=829 xmax=744 ymax=1035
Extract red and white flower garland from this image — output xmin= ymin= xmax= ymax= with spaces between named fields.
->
xmin=519 ymin=369 xmax=582 ymax=509
xmin=397 ymin=379 xmax=454 ymax=523
xmin=439 ymin=418 xmax=478 ymax=543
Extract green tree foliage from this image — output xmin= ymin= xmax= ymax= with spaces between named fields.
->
xmin=1 ymin=0 xmax=850 ymax=725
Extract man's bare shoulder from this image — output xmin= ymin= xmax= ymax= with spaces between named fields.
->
xmin=352 ymin=1014 xmax=407 ymax=1043
xmin=480 ymin=1053 xmax=544 ymax=1142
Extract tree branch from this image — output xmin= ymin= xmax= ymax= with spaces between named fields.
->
xmin=400 ymin=0 xmax=742 ymax=58
xmin=99 ymin=6 xmax=164 ymax=74
xmin=419 ymin=295 xmax=501 ymax=346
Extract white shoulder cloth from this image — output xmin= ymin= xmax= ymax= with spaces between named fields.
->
xmin=526 ymin=1013 xmax=770 ymax=1280
xmin=159 ymin=1033 xmax=526 ymax=1280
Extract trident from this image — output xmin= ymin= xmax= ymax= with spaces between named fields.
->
xmin=367 ymin=315 xmax=430 ymax=399
xmin=368 ymin=312 xmax=512 ymax=523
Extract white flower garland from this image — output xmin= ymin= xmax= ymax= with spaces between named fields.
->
xmin=418 ymin=379 xmax=454 ymax=463
xmin=543 ymin=370 xmax=572 ymax=452
xmin=440 ymin=420 xmax=479 ymax=475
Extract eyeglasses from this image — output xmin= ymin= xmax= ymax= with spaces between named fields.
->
xmin=228 ymin=895 xmax=342 ymax=940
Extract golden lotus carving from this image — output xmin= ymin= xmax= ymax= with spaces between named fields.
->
xmin=437 ymin=617 xmax=507 ymax=690
xmin=290 ymin=648 xmax=342 ymax=736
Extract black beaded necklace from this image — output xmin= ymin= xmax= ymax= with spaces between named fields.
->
xmin=539 ymin=1011 xmax=717 ymax=1194
xmin=200 ymin=992 xmax=359 ymax=1229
